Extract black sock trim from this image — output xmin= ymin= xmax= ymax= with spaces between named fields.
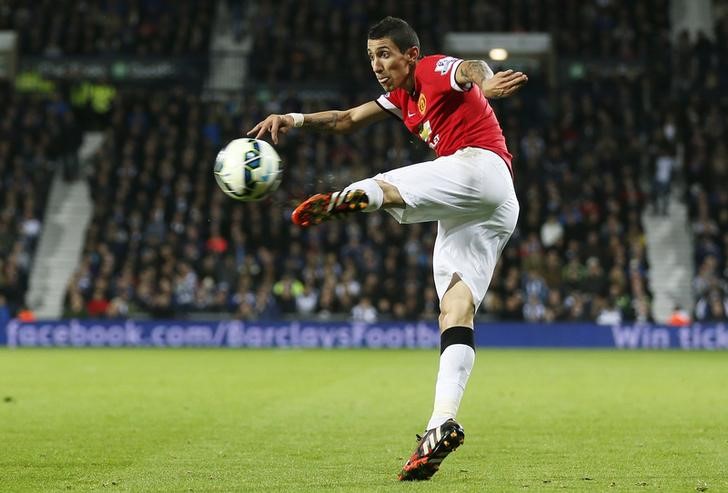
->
xmin=440 ymin=326 xmax=475 ymax=354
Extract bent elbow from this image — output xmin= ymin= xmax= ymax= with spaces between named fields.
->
xmin=336 ymin=111 xmax=356 ymax=134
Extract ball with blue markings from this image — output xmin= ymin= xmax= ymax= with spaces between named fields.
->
xmin=214 ymin=138 xmax=282 ymax=201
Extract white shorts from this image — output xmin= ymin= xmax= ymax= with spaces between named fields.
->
xmin=374 ymin=147 xmax=519 ymax=309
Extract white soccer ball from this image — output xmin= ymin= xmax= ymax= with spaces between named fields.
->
xmin=214 ymin=138 xmax=282 ymax=201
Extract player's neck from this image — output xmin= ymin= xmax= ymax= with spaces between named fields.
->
xmin=404 ymin=71 xmax=416 ymax=96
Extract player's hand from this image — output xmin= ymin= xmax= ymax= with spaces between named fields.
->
xmin=483 ymin=70 xmax=528 ymax=99
xmin=246 ymin=114 xmax=294 ymax=144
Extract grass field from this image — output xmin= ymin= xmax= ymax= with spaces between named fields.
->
xmin=1 ymin=349 xmax=727 ymax=492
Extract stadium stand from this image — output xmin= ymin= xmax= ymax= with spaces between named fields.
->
xmin=65 ymin=88 xmax=437 ymax=320
xmin=684 ymin=4 xmax=728 ymax=322
xmin=0 ymin=81 xmax=81 ymax=317
xmin=0 ymin=0 xmax=214 ymax=56
xmin=249 ymin=0 xmax=670 ymax=84
xmin=239 ymin=0 xmax=667 ymax=322
xmin=1 ymin=0 xmax=723 ymax=323
xmin=65 ymin=84 xmax=656 ymax=322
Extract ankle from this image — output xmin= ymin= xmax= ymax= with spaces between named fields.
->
xmin=343 ymin=178 xmax=383 ymax=211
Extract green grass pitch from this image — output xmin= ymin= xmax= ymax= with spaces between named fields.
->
xmin=1 ymin=349 xmax=727 ymax=492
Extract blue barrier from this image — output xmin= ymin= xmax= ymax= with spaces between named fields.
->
xmin=2 ymin=319 xmax=728 ymax=349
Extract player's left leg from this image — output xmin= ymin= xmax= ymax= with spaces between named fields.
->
xmin=430 ymin=277 xmax=476 ymax=428
xmin=399 ymin=277 xmax=474 ymax=481
xmin=400 ymin=162 xmax=519 ymax=480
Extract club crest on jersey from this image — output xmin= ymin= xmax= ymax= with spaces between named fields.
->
xmin=434 ymin=56 xmax=458 ymax=75
xmin=418 ymin=93 xmax=427 ymax=115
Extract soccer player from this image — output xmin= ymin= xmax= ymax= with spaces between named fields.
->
xmin=248 ymin=16 xmax=527 ymax=481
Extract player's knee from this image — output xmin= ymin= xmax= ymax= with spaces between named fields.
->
xmin=374 ymin=179 xmax=405 ymax=207
xmin=438 ymin=311 xmax=446 ymax=328
xmin=439 ymin=297 xmax=475 ymax=329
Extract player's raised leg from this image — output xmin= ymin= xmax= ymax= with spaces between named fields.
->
xmin=291 ymin=178 xmax=403 ymax=226
xmin=399 ymin=278 xmax=475 ymax=481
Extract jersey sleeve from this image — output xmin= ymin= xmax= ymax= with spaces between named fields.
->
xmin=375 ymin=91 xmax=403 ymax=120
xmin=425 ymin=55 xmax=473 ymax=92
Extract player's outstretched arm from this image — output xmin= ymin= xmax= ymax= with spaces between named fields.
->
xmin=455 ymin=61 xmax=528 ymax=99
xmin=247 ymin=101 xmax=388 ymax=144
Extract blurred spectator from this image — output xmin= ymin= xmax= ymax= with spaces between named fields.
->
xmin=150 ymin=291 xmax=175 ymax=319
xmin=540 ymin=214 xmax=564 ymax=248
xmin=295 ymin=282 xmax=319 ymax=316
xmin=632 ymin=296 xmax=655 ymax=324
xmin=352 ymin=297 xmax=377 ymax=323
xmin=694 ymin=290 xmax=728 ymax=322
xmin=63 ymin=290 xmax=88 ymax=319
xmin=273 ymin=274 xmax=303 ymax=315
xmin=17 ymin=304 xmax=36 ymax=322
xmin=544 ymin=290 xmax=567 ymax=322
xmin=564 ymin=292 xmax=588 ymax=321
xmin=651 ymin=140 xmax=676 ymax=216
xmin=595 ymin=296 xmax=623 ymax=326
xmin=86 ymin=287 xmax=110 ymax=317
xmin=666 ymin=304 xmax=691 ymax=327
xmin=523 ymin=294 xmax=546 ymax=322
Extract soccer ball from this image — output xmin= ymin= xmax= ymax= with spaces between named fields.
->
xmin=214 ymin=138 xmax=282 ymax=201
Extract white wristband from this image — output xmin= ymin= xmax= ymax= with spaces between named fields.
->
xmin=287 ymin=112 xmax=304 ymax=128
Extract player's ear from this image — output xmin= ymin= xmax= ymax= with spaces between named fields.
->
xmin=405 ymin=46 xmax=419 ymax=62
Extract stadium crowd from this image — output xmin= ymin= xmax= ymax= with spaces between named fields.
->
xmin=0 ymin=82 xmax=81 ymax=319
xmin=1 ymin=0 xmax=726 ymax=323
xmin=0 ymin=0 xmax=213 ymax=56
xmin=52 ymin=2 xmax=728 ymax=323
xmin=249 ymin=0 xmax=670 ymax=85
xmin=684 ymin=5 xmax=728 ymax=322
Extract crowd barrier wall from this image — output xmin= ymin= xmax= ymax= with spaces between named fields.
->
xmin=2 ymin=320 xmax=728 ymax=350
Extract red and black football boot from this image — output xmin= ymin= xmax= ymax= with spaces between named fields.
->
xmin=398 ymin=419 xmax=465 ymax=481
xmin=291 ymin=189 xmax=369 ymax=227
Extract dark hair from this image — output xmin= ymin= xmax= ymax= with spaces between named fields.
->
xmin=367 ymin=16 xmax=420 ymax=53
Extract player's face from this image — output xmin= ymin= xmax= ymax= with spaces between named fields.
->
xmin=367 ymin=38 xmax=418 ymax=92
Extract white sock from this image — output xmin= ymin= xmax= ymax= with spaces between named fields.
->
xmin=342 ymin=178 xmax=383 ymax=212
xmin=426 ymin=344 xmax=475 ymax=430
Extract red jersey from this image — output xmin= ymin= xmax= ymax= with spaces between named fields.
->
xmin=375 ymin=54 xmax=512 ymax=172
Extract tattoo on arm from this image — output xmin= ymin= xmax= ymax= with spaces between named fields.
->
xmin=461 ymin=60 xmax=494 ymax=86
xmin=302 ymin=111 xmax=340 ymax=132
